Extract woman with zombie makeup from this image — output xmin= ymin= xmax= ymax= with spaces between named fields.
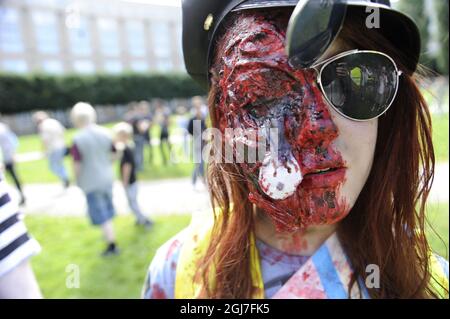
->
xmin=142 ymin=0 xmax=449 ymax=299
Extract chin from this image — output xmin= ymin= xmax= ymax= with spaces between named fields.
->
xmin=250 ymin=185 xmax=350 ymax=233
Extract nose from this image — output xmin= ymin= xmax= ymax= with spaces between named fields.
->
xmin=288 ymin=70 xmax=339 ymax=154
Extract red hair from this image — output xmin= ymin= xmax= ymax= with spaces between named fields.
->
xmin=198 ymin=8 xmax=446 ymax=298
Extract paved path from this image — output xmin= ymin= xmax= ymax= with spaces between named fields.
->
xmin=14 ymin=178 xmax=211 ymax=218
xmin=5 ymin=163 xmax=449 ymax=218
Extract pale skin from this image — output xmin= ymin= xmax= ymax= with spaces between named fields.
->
xmin=254 ymin=39 xmax=378 ymax=256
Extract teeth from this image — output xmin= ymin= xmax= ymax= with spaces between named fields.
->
xmin=316 ymin=168 xmax=331 ymax=173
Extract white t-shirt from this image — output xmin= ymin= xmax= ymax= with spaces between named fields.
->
xmin=39 ymin=118 xmax=66 ymax=152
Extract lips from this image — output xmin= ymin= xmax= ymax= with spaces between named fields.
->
xmin=304 ymin=166 xmax=344 ymax=176
xmin=309 ymin=167 xmax=336 ymax=174
xmin=301 ymin=167 xmax=346 ymax=189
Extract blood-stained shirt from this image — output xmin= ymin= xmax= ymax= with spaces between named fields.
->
xmin=141 ymin=229 xmax=309 ymax=299
xmin=143 ymin=230 xmax=449 ymax=299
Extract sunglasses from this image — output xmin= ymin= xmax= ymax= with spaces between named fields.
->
xmin=305 ymin=49 xmax=403 ymax=122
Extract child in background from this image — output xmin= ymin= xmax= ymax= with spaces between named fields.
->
xmin=70 ymin=103 xmax=119 ymax=256
xmin=113 ymin=122 xmax=153 ymax=228
xmin=32 ymin=111 xmax=70 ymax=189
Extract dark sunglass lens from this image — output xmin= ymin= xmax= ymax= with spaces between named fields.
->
xmin=321 ymin=52 xmax=399 ymax=120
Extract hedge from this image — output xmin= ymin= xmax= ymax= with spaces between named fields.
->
xmin=0 ymin=73 xmax=206 ymax=114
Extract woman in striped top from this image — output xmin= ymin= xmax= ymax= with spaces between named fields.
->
xmin=0 ymin=177 xmax=41 ymax=298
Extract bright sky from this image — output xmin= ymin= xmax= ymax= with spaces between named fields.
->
xmin=122 ymin=0 xmax=181 ymax=7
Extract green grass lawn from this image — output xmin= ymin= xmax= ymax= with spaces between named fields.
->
xmin=432 ymin=113 xmax=449 ymax=163
xmin=426 ymin=202 xmax=449 ymax=259
xmin=26 ymin=203 xmax=448 ymax=299
xmin=26 ymin=214 xmax=191 ymax=299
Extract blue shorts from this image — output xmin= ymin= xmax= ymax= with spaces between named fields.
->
xmin=85 ymin=191 xmax=115 ymax=225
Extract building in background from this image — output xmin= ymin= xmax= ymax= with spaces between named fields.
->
xmin=0 ymin=0 xmax=184 ymax=74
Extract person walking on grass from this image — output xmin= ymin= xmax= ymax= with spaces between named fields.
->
xmin=128 ymin=102 xmax=151 ymax=171
xmin=32 ymin=111 xmax=70 ymax=189
xmin=70 ymin=102 xmax=119 ymax=256
xmin=187 ymin=99 xmax=207 ymax=189
xmin=0 ymin=122 xmax=26 ymax=205
xmin=159 ymin=114 xmax=171 ymax=166
xmin=113 ymin=122 xmax=153 ymax=228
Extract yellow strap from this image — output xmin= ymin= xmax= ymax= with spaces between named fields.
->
xmin=174 ymin=212 xmax=213 ymax=298
xmin=175 ymin=211 xmax=264 ymax=299
xmin=175 ymin=211 xmax=448 ymax=299
xmin=249 ymin=233 xmax=265 ymax=298
xmin=429 ymin=253 xmax=449 ymax=299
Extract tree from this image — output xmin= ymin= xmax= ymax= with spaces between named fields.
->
xmin=396 ymin=0 xmax=449 ymax=75
xmin=434 ymin=0 xmax=449 ymax=74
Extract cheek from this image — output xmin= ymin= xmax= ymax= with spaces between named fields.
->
xmin=331 ymin=110 xmax=378 ymax=205
xmin=334 ymin=116 xmax=377 ymax=167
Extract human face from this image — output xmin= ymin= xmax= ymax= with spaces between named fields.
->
xmin=214 ymin=12 xmax=377 ymax=233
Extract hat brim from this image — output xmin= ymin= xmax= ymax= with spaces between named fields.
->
xmin=233 ymin=0 xmax=298 ymax=11
xmin=286 ymin=1 xmax=420 ymax=73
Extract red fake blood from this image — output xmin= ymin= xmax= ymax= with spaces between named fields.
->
xmin=302 ymin=272 xmax=310 ymax=281
xmin=215 ymin=12 xmax=349 ymax=232
xmin=281 ymin=231 xmax=308 ymax=254
xmin=274 ymin=262 xmax=326 ymax=298
xmin=166 ymin=239 xmax=180 ymax=260
xmin=261 ymin=246 xmax=285 ymax=265
xmin=151 ymin=284 xmax=167 ymax=299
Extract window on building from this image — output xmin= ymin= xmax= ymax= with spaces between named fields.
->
xmin=130 ymin=60 xmax=148 ymax=73
xmin=68 ymin=16 xmax=91 ymax=56
xmin=42 ymin=60 xmax=64 ymax=74
xmin=98 ymin=18 xmax=120 ymax=57
xmin=175 ymin=23 xmax=185 ymax=71
xmin=126 ymin=21 xmax=146 ymax=58
xmin=152 ymin=22 xmax=173 ymax=71
xmin=156 ymin=58 xmax=173 ymax=72
xmin=27 ymin=0 xmax=66 ymax=6
xmin=73 ymin=59 xmax=95 ymax=73
xmin=0 ymin=7 xmax=24 ymax=53
xmin=104 ymin=59 xmax=122 ymax=73
xmin=1 ymin=59 xmax=28 ymax=73
xmin=32 ymin=10 xmax=60 ymax=54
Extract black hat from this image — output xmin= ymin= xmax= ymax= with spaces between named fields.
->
xmin=182 ymin=0 xmax=421 ymax=90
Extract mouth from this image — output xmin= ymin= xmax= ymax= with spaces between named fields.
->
xmin=304 ymin=167 xmax=342 ymax=176
xmin=301 ymin=167 xmax=347 ymax=189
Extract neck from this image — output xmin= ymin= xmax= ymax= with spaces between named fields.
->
xmin=254 ymin=208 xmax=337 ymax=256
